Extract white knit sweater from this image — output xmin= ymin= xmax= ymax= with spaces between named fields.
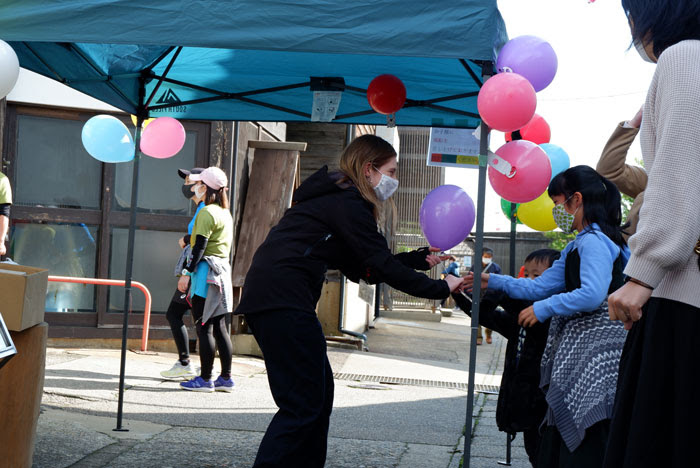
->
xmin=624 ymin=40 xmax=700 ymax=309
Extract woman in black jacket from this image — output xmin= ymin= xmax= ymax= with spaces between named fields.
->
xmin=236 ymin=134 xmax=464 ymax=468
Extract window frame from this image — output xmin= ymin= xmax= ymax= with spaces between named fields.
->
xmin=5 ymin=104 xmax=211 ymax=328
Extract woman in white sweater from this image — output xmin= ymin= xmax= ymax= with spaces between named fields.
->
xmin=604 ymin=2 xmax=700 ymax=467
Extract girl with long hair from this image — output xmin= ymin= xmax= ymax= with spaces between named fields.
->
xmin=466 ymin=166 xmax=630 ymax=467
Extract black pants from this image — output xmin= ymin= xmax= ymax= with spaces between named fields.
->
xmin=191 ymin=295 xmax=232 ymax=381
xmin=165 ymin=289 xmax=191 ymax=363
xmin=523 ymin=427 xmax=541 ymax=467
xmin=245 ymin=310 xmax=334 ymax=468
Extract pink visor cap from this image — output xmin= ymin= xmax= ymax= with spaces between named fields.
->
xmin=189 ymin=167 xmax=228 ymax=190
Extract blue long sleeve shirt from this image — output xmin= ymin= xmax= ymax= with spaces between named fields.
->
xmin=487 ymin=224 xmax=629 ymax=322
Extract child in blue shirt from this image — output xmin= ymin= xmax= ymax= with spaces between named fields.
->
xmin=465 ymin=166 xmax=629 ymax=468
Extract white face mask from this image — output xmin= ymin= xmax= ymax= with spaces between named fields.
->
xmin=194 ymin=184 xmax=207 ymax=200
xmin=482 ymin=257 xmax=492 ymax=265
xmin=634 ymin=39 xmax=655 ymax=63
xmin=372 ymin=169 xmax=399 ymax=201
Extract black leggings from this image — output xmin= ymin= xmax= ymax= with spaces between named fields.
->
xmin=165 ymin=289 xmax=191 ymax=363
xmin=191 ymin=295 xmax=233 ymax=381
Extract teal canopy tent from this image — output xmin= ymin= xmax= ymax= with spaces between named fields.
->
xmin=0 ymin=1 xmax=508 ymax=464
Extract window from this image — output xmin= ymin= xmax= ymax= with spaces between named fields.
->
xmin=108 ymin=228 xmax=185 ymax=313
xmin=10 ymin=222 xmax=99 ymax=312
xmin=6 ymin=105 xmax=211 ymax=328
xmin=15 ymin=115 xmax=102 ymax=209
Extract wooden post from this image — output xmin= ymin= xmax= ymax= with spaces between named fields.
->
xmin=231 ymin=141 xmax=306 ymax=337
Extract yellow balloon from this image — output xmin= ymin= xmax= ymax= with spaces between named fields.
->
xmin=130 ymin=115 xmax=155 ymax=128
xmin=518 ymin=191 xmax=557 ymax=231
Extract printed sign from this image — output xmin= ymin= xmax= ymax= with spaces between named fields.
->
xmin=427 ymin=127 xmax=485 ymax=169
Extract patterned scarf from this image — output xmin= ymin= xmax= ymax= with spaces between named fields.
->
xmin=539 ymin=299 xmax=627 ymax=452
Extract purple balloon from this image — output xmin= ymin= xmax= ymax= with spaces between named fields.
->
xmin=420 ymin=185 xmax=476 ymax=251
xmin=496 ymin=35 xmax=558 ymax=92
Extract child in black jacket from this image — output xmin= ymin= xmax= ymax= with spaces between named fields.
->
xmin=453 ymin=248 xmax=560 ymax=467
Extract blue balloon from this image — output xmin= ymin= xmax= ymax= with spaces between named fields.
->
xmin=539 ymin=143 xmax=570 ymax=180
xmin=81 ymin=115 xmax=134 ymax=163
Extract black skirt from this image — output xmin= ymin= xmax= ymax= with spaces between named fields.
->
xmin=538 ymin=419 xmax=610 ymax=468
xmin=603 ymin=297 xmax=700 ymax=468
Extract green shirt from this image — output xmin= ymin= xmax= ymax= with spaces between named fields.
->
xmin=191 ymin=204 xmax=232 ymax=258
xmin=0 ymin=172 xmax=12 ymax=205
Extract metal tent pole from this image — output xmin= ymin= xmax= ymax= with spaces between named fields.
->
xmin=509 ymin=203 xmax=517 ymax=276
xmin=114 ymin=77 xmax=147 ymax=432
xmin=463 ymin=62 xmax=493 ymax=467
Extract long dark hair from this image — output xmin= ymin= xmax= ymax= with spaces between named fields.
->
xmin=548 ymin=166 xmax=627 ymax=248
xmin=203 ymin=185 xmax=229 ymax=209
xmin=622 ymin=0 xmax=700 ymax=58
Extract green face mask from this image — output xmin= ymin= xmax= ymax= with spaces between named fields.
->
xmin=552 ymin=195 xmax=579 ymax=233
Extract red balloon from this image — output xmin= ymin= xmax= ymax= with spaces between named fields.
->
xmin=505 ymin=114 xmax=551 ymax=144
xmin=477 ymin=72 xmax=537 ymax=133
xmin=367 ymin=74 xmax=407 ymax=115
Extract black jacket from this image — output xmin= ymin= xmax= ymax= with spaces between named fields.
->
xmin=236 ymin=167 xmax=449 ymax=315
xmin=453 ymin=292 xmax=549 ymax=433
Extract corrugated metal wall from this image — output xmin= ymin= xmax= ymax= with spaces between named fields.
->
xmin=389 ymin=127 xmax=445 ymax=308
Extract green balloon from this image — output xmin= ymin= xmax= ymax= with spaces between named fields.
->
xmin=500 ymin=198 xmax=522 ymax=224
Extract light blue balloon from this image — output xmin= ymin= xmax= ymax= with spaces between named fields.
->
xmin=539 ymin=143 xmax=570 ymax=180
xmin=81 ymin=115 xmax=134 ymax=163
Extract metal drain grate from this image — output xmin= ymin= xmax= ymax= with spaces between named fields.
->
xmin=332 ymin=373 xmax=499 ymax=394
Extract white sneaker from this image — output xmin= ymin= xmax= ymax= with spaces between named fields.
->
xmin=160 ymin=361 xmax=196 ymax=380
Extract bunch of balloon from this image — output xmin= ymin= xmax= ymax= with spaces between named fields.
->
xmin=500 ymin=198 xmax=522 ymax=225
xmin=539 ymin=143 xmax=570 ymax=180
xmin=488 ymin=140 xmax=552 ymax=204
xmin=367 ymin=74 xmax=406 ymax=126
xmin=81 ymin=115 xmax=135 ymax=163
xmin=517 ymin=191 xmax=557 ymax=232
xmin=0 ymin=40 xmax=20 ymax=100
xmin=419 ymin=185 xmax=475 ymax=251
xmin=140 ymin=117 xmax=186 ymax=159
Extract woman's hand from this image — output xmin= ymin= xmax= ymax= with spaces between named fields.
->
xmin=462 ymin=271 xmax=489 ymax=293
xmin=445 ymin=274 xmax=465 ymax=293
xmin=178 ymin=237 xmax=186 ymax=249
xmin=518 ymin=306 xmax=539 ymax=327
xmin=629 ymin=106 xmax=643 ymax=128
xmin=177 ymin=275 xmax=190 ymax=293
xmin=425 ymin=246 xmax=450 ymax=268
xmin=608 ymin=281 xmax=652 ymax=330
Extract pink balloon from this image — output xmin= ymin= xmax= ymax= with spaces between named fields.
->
xmin=477 ymin=73 xmax=537 ymax=133
xmin=140 ymin=117 xmax=186 ymax=159
xmin=488 ymin=140 xmax=551 ymax=203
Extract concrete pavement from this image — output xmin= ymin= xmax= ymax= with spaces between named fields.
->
xmin=32 ymin=310 xmax=531 ymax=468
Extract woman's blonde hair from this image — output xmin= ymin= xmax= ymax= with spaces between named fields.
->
xmin=338 ymin=134 xmax=397 ymax=219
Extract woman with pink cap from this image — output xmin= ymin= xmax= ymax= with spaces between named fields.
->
xmin=177 ymin=166 xmax=235 ymax=393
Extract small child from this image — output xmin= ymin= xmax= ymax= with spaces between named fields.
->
xmin=465 ymin=166 xmax=629 ymax=468
xmin=454 ymin=248 xmax=560 ymax=466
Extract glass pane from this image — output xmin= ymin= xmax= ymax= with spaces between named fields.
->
xmin=15 ymin=115 xmax=102 ymax=209
xmin=109 ymin=228 xmax=184 ymax=313
xmin=9 ymin=222 xmax=98 ymax=312
xmin=114 ymin=130 xmax=198 ymax=215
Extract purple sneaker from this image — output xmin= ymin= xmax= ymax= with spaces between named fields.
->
xmin=214 ymin=376 xmax=235 ymax=393
xmin=180 ymin=376 xmax=214 ymax=393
